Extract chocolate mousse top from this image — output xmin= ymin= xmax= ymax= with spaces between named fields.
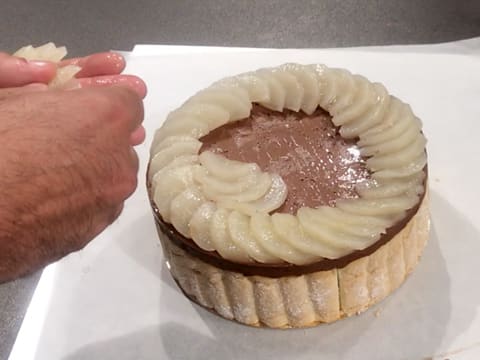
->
xmin=200 ymin=105 xmax=370 ymax=214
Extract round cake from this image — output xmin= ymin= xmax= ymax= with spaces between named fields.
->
xmin=147 ymin=64 xmax=429 ymax=328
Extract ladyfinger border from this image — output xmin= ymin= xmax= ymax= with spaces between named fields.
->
xmin=155 ymin=190 xmax=430 ymax=328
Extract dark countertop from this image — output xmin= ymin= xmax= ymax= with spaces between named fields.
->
xmin=1 ymin=0 xmax=480 ymax=56
xmin=0 ymin=0 xmax=479 ymax=359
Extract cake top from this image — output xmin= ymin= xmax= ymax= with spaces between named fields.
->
xmin=200 ymin=105 xmax=370 ymax=214
xmin=148 ymin=63 xmax=427 ymax=265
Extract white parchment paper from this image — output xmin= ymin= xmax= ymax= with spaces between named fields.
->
xmin=9 ymin=39 xmax=480 ymax=360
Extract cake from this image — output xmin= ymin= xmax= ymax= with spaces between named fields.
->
xmin=147 ymin=64 xmax=429 ymax=328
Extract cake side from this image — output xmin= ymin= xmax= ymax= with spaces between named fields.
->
xmin=147 ymin=63 xmax=430 ymax=328
xmin=156 ymin=190 xmax=429 ymax=328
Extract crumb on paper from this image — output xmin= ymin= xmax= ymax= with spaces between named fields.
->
xmin=426 ymin=340 xmax=480 ymax=359
xmin=374 ymin=309 xmax=382 ymax=317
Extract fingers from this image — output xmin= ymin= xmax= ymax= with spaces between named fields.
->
xmin=61 ymin=52 xmax=126 ymax=78
xmin=2 ymin=49 xmax=147 ymax=102
xmin=103 ymin=147 xmax=139 ymax=205
xmin=78 ymin=74 xmax=147 ymax=98
xmin=111 ymin=88 xmax=146 ymax=146
xmin=85 ymin=86 xmax=146 ymax=146
xmin=130 ymin=126 xmax=146 ymax=146
xmin=61 ymin=52 xmax=147 ymax=100
xmin=128 ymin=147 xmax=140 ymax=176
xmin=106 ymin=86 xmax=145 ymax=135
xmin=0 ymin=53 xmax=56 ymax=88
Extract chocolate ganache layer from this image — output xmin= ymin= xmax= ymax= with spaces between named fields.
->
xmin=151 ymin=105 xmax=427 ymax=277
xmin=200 ymin=105 xmax=370 ymax=214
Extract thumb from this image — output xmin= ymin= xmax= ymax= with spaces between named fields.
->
xmin=0 ymin=53 xmax=56 ymax=88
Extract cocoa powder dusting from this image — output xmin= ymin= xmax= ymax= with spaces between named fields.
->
xmin=200 ymin=105 xmax=370 ymax=214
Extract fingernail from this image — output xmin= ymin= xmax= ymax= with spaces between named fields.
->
xmin=104 ymin=52 xmax=126 ymax=71
xmin=24 ymin=83 xmax=48 ymax=91
xmin=28 ymin=60 xmax=55 ymax=69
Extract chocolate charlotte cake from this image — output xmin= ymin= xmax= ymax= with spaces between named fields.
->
xmin=147 ymin=64 xmax=429 ymax=328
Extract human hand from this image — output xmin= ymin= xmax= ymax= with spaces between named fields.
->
xmin=0 ymin=86 xmax=144 ymax=282
xmin=0 ymin=51 xmax=147 ymax=95
xmin=0 ymin=51 xmax=147 ymax=145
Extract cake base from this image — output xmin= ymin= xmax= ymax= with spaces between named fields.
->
xmin=155 ymin=193 xmax=430 ymax=329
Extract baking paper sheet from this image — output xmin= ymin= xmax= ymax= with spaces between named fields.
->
xmin=9 ymin=38 xmax=480 ymax=360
